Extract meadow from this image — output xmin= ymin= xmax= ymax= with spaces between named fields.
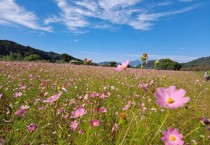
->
xmin=0 ymin=61 xmax=209 ymax=145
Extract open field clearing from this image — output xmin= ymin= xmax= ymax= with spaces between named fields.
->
xmin=0 ymin=61 xmax=210 ymax=145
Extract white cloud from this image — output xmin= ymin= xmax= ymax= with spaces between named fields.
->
xmin=98 ymin=0 xmax=141 ymax=10
xmin=44 ymin=0 xmax=201 ymax=32
xmin=0 ymin=0 xmax=52 ymax=32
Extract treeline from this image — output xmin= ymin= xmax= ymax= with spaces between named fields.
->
xmin=101 ymin=59 xmax=182 ymax=71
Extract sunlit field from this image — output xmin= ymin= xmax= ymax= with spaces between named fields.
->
xmin=0 ymin=61 xmax=209 ymax=145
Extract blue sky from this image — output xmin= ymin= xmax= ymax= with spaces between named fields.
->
xmin=0 ymin=0 xmax=209 ymax=63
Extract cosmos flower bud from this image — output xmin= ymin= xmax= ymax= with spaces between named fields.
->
xmin=120 ymin=113 xmax=126 ymax=120
xmin=119 ymin=113 xmax=127 ymax=125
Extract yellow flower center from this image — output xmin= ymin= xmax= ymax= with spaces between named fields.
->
xmin=122 ymin=65 xmax=127 ymax=70
xmin=93 ymin=122 xmax=98 ymax=126
xmin=77 ymin=113 xmax=81 ymax=117
xmin=167 ymin=98 xmax=174 ymax=104
xmin=170 ymin=135 xmax=176 ymax=141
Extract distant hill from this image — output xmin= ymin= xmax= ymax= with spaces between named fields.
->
xmin=181 ymin=56 xmax=210 ymax=71
xmin=135 ymin=60 xmax=156 ymax=68
xmin=98 ymin=61 xmax=120 ymax=66
xmin=182 ymin=56 xmax=210 ymax=67
xmin=0 ymin=40 xmax=82 ymax=62
xmin=129 ymin=60 xmax=141 ymax=67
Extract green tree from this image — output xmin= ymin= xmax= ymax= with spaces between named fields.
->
xmin=158 ymin=59 xmax=182 ymax=70
xmin=3 ymin=52 xmax=22 ymax=61
xmin=24 ymin=54 xmax=41 ymax=61
xmin=61 ymin=53 xmax=72 ymax=63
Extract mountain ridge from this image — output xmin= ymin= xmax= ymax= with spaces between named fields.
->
xmin=0 ymin=40 xmax=82 ymax=62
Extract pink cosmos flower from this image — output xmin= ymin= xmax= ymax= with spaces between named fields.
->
xmin=115 ymin=60 xmax=129 ymax=71
xmin=29 ymin=74 xmax=33 ymax=79
xmin=61 ymin=87 xmax=68 ymax=93
xmin=63 ymin=113 xmax=69 ymax=119
xmin=20 ymin=105 xmax=30 ymax=110
xmin=70 ymin=120 xmax=78 ymax=131
xmin=43 ymin=92 xmax=62 ymax=104
xmin=97 ymin=107 xmax=107 ymax=113
xmin=139 ymin=82 xmax=148 ymax=91
xmin=195 ymin=79 xmax=200 ymax=84
xmin=28 ymin=123 xmax=37 ymax=132
xmin=15 ymin=105 xmax=29 ymax=117
xmin=19 ymin=84 xmax=27 ymax=90
xmin=99 ymin=93 xmax=108 ymax=99
xmin=199 ymin=117 xmax=210 ymax=131
xmin=15 ymin=109 xmax=26 ymax=117
xmin=162 ymin=128 xmax=184 ymax=145
xmin=70 ymin=107 xmax=86 ymax=118
xmin=38 ymin=106 xmax=44 ymax=110
xmin=112 ymin=123 xmax=119 ymax=132
xmin=90 ymin=119 xmax=100 ymax=127
xmin=0 ymin=94 xmax=2 ymax=98
xmin=79 ymin=129 xmax=84 ymax=134
xmin=155 ymin=86 xmax=190 ymax=109
xmin=90 ymin=92 xmax=99 ymax=98
xmin=142 ymin=107 xmax=147 ymax=112
xmin=40 ymin=81 xmax=47 ymax=86
xmin=0 ymin=138 xmax=6 ymax=145
xmin=123 ymin=101 xmax=131 ymax=111
xmin=14 ymin=92 xmax=22 ymax=98
xmin=84 ymin=94 xmax=89 ymax=100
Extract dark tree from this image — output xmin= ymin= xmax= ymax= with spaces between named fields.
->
xmin=109 ymin=61 xmax=117 ymax=67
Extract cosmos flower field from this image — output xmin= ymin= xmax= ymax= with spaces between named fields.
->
xmin=0 ymin=61 xmax=209 ymax=145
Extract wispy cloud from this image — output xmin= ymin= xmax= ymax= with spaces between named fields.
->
xmin=0 ymin=0 xmax=52 ymax=32
xmin=156 ymin=1 xmax=173 ymax=6
xmin=138 ymin=3 xmax=201 ymax=21
xmin=44 ymin=0 xmax=201 ymax=32
xmin=178 ymin=0 xmax=193 ymax=2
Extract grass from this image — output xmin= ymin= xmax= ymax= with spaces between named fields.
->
xmin=0 ymin=61 xmax=209 ymax=145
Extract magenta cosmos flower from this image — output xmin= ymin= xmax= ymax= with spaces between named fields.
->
xmin=28 ymin=123 xmax=37 ymax=132
xmin=97 ymin=107 xmax=107 ymax=113
xmin=43 ymin=92 xmax=62 ymax=104
xmin=155 ymin=86 xmax=190 ymax=109
xmin=90 ymin=119 xmax=100 ymax=127
xmin=70 ymin=107 xmax=86 ymax=118
xmin=162 ymin=128 xmax=184 ymax=145
xmin=115 ymin=60 xmax=129 ymax=71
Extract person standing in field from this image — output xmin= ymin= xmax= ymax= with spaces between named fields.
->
xmin=204 ymin=71 xmax=209 ymax=81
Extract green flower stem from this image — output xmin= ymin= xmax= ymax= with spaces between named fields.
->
xmin=119 ymin=113 xmax=135 ymax=145
xmin=149 ymin=110 xmax=170 ymax=145
xmin=184 ymin=127 xmax=200 ymax=138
